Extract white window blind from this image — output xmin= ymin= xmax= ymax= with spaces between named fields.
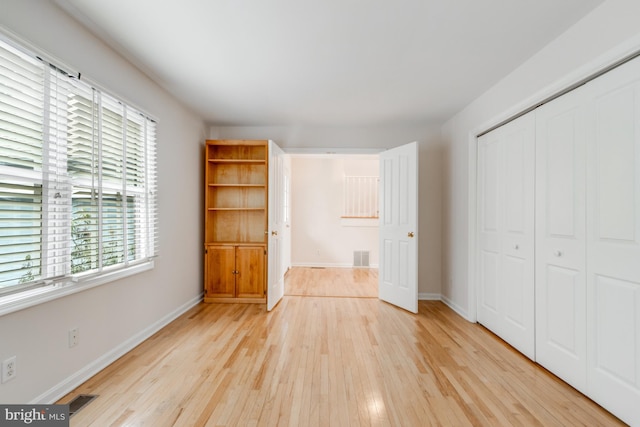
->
xmin=342 ymin=175 xmax=379 ymax=218
xmin=0 ymin=35 xmax=158 ymax=297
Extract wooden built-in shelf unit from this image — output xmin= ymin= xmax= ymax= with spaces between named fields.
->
xmin=204 ymin=140 xmax=268 ymax=303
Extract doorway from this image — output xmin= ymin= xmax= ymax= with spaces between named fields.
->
xmin=285 ymin=154 xmax=380 ymax=297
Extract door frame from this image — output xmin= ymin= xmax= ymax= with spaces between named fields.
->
xmin=274 ymin=145 xmax=418 ymax=310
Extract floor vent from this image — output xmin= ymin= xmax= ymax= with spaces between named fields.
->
xmin=68 ymin=394 xmax=98 ymax=417
xmin=353 ymin=251 xmax=370 ymax=267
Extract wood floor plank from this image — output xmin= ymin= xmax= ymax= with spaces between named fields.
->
xmin=58 ymin=268 xmax=625 ymax=426
xmin=285 ymin=267 xmax=378 ymax=298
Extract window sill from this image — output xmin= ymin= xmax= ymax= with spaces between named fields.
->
xmin=0 ymin=261 xmax=154 ymax=317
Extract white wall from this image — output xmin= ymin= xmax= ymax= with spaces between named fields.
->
xmin=441 ymin=0 xmax=640 ymax=320
xmin=213 ymin=124 xmax=443 ymax=297
xmin=290 ymin=155 xmax=379 ymax=268
xmin=0 ymin=1 xmax=207 ymax=403
xmin=212 ymin=123 xmax=437 ymax=153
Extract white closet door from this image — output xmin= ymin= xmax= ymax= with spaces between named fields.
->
xmin=585 ymin=55 xmax=640 ymax=427
xmin=477 ymin=112 xmax=535 ymax=359
xmin=535 ymin=84 xmax=589 ymax=393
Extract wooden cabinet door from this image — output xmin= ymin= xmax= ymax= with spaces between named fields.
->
xmin=236 ymin=246 xmax=265 ymax=299
xmin=205 ymin=245 xmax=236 ymax=298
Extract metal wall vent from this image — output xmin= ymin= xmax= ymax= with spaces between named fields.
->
xmin=353 ymin=251 xmax=370 ymax=267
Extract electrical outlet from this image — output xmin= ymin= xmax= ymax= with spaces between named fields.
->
xmin=69 ymin=327 xmax=79 ymax=348
xmin=2 ymin=356 xmax=16 ymax=383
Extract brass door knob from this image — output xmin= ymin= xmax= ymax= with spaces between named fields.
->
xmin=408 ymin=232 xmax=415 ymax=238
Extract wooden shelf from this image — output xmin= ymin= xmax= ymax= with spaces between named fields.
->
xmin=208 ymin=184 xmax=266 ymax=188
xmin=207 ymin=242 xmax=267 ymax=246
xmin=208 ymin=159 xmax=266 ymax=164
xmin=207 ymin=208 xmax=265 ymax=211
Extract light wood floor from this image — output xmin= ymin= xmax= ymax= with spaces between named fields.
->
xmin=58 ymin=273 xmax=623 ymax=426
xmin=285 ymin=267 xmax=378 ymax=298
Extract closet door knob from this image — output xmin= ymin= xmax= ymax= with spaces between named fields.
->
xmin=408 ymin=232 xmax=415 ymax=238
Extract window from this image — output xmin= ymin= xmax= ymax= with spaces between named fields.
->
xmin=0 ymin=34 xmax=158 ymax=302
xmin=342 ymin=175 xmax=379 ymax=218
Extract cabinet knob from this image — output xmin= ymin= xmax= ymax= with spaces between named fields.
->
xmin=514 ymin=244 xmax=519 ymax=250
xmin=554 ymin=250 xmax=563 ymax=257
xmin=271 ymin=230 xmax=278 ymax=236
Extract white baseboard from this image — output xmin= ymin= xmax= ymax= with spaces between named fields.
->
xmin=291 ymin=262 xmax=378 ymax=269
xmin=292 ymin=262 xmax=351 ymax=268
xmin=418 ymin=293 xmax=441 ymax=300
xmin=441 ymin=295 xmax=471 ymax=321
xmin=32 ymin=293 xmax=203 ymax=404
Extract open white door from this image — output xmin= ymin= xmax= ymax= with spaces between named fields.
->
xmin=267 ymin=140 xmax=285 ymax=311
xmin=379 ymin=141 xmax=418 ymax=313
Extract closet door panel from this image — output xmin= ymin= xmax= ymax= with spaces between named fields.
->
xmin=586 ymin=55 xmax=640 ymax=427
xmin=544 ymin=265 xmax=580 ymax=354
xmin=478 ymin=133 xmax=503 ymax=329
xmin=501 ymin=118 xmax=535 ymax=352
xmin=546 ymin=115 xmax=579 ymax=238
xmin=535 ymin=85 xmax=588 ymax=392
xmin=505 ymin=131 xmax=526 ymax=233
xmin=503 ymin=255 xmax=526 ymax=327
xmin=477 ymin=113 xmax=535 ymax=359
xmin=594 ymin=276 xmax=638 ymax=380
xmin=480 ymin=136 xmax=501 ymax=235
xmin=479 ymin=251 xmax=499 ymax=314
xmin=595 ymin=90 xmax=636 ymax=241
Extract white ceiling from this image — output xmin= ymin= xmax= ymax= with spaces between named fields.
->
xmin=55 ymin=0 xmax=602 ymax=127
